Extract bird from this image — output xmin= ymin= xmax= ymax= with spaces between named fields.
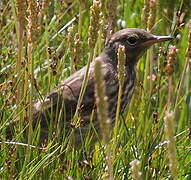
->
xmin=31 ymin=28 xmax=173 ymax=144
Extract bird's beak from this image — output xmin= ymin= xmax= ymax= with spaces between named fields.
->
xmin=153 ymin=35 xmax=174 ymax=43
xmin=143 ymin=35 xmax=174 ymax=46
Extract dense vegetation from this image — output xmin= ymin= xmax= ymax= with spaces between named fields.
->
xmin=0 ymin=0 xmax=191 ymax=179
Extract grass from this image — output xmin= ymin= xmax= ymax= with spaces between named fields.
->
xmin=0 ymin=0 xmax=191 ymax=179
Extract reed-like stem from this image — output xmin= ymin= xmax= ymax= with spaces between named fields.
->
xmin=106 ymin=0 xmax=118 ymax=37
xmin=114 ymin=45 xmax=126 ymax=139
xmin=67 ymin=25 xmax=75 ymax=74
xmin=165 ymin=45 xmax=178 ymax=107
xmin=14 ymin=0 xmax=27 ymax=105
xmin=88 ymin=0 xmax=101 ymax=49
xmin=164 ymin=111 xmax=178 ymax=179
xmin=141 ymin=0 xmax=150 ymax=28
xmin=147 ymin=0 xmax=156 ymax=95
xmin=147 ymin=0 xmax=156 ymax=31
xmin=14 ymin=1 xmax=27 ymax=142
xmin=94 ymin=58 xmax=113 ymax=180
xmin=143 ymin=0 xmax=156 ymax=96
xmin=25 ymin=0 xmax=38 ymax=144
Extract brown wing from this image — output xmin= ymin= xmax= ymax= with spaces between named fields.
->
xmin=32 ymin=59 xmax=118 ymax=142
xmin=32 ymin=62 xmax=96 ymax=124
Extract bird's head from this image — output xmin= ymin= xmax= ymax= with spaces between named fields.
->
xmin=104 ymin=28 xmax=173 ymax=66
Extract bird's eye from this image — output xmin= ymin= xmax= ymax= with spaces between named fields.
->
xmin=126 ymin=36 xmax=138 ymax=46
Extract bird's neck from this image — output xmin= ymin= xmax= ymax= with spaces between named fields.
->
xmin=100 ymin=51 xmax=136 ymax=70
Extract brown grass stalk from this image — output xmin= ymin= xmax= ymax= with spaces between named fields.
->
xmin=164 ymin=111 xmax=178 ymax=179
xmin=94 ymin=58 xmax=113 ymax=180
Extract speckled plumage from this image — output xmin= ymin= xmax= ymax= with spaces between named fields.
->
xmin=32 ymin=28 xmax=173 ymax=143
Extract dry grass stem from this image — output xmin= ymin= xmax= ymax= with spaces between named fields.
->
xmin=141 ymin=0 xmax=150 ymax=28
xmin=164 ymin=111 xmax=178 ymax=179
xmin=147 ymin=0 xmax=157 ymax=31
xmin=25 ymin=0 xmax=39 ymax=143
xmin=88 ymin=0 xmax=101 ymax=49
xmin=14 ymin=0 xmax=27 ymax=104
xmin=166 ymin=45 xmax=178 ymax=106
xmin=94 ymin=58 xmax=113 ymax=179
xmin=115 ymin=45 xmax=126 ymax=133
xmin=67 ymin=25 xmax=76 ymax=74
